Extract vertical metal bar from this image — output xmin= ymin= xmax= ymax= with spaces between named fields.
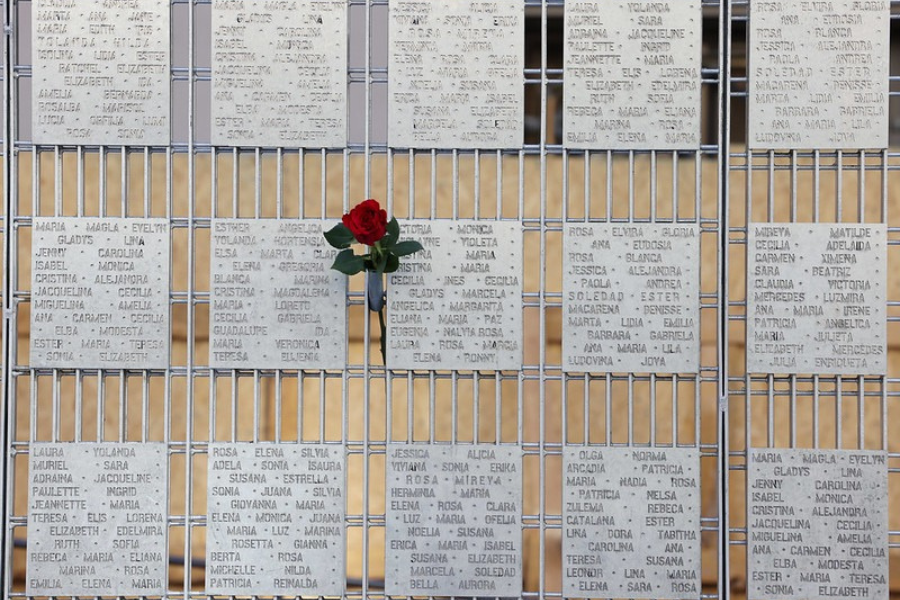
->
xmin=99 ymin=147 xmax=107 ymax=215
xmin=361 ymin=3 xmax=372 ymax=598
xmin=118 ymin=371 xmax=126 ymax=442
xmin=451 ymin=375 xmax=458 ymax=444
xmin=605 ymin=150 xmax=612 ymax=219
xmin=406 ymin=371 xmax=413 ymax=442
xmin=766 ymin=151 xmax=774 ymax=222
xmin=857 ymin=149 xmax=864 ymax=219
xmin=298 ymin=148 xmax=305 ymax=218
xmin=582 ymin=374 xmax=589 ymax=444
xmin=316 ymin=369 xmax=324 ymax=444
xmin=253 ymin=371 xmax=260 ymax=442
xmin=650 ymin=373 xmax=656 ymax=445
xmin=232 ymin=147 xmax=239 ymax=216
xmin=472 ymin=372 xmax=478 ymax=443
xmin=813 ymin=375 xmax=820 ymax=449
xmin=650 ymin=152 xmax=657 ymax=223
xmin=835 ymin=375 xmax=842 ymax=449
xmin=143 ymin=147 xmax=151 ymax=216
xmin=601 ymin=372 xmax=609 ymax=445
xmin=494 ymin=372 xmax=501 ymax=443
xmin=856 ymin=150 xmax=866 ymax=450
xmin=672 ymin=374 xmax=678 ymax=446
xmin=789 ymin=375 xmax=796 ymax=447
xmin=183 ymin=0 xmax=197 ymax=597
xmin=54 ymin=146 xmax=62 ymax=215
xmin=538 ymin=2 xmax=548 ymax=599
xmin=76 ymin=146 xmax=84 ymax=216
xmin=878 ymin=151 xmax=888 ymax=456
xmin=857 ymin=378 xmax=864 ymax=450
xmin=718 ymin=0 xmax=733 ymax=598
xmin=789 ymin=150 xmax=797 ymax=222
xmin=627 ymin=374 xmax=634 ymax=444
xmin=274 ymin=371 xmax=282 ymax=443
xmin=120 ymin=146 xmax=127 ymax=217
xmin=297 ymin=370 xmax=305 ymax=442
xmin=51 ymin=374 xmax=59 ymax=442
xmin=473 ymin=149 xmax=480 ymax=217
xmin=495 ymin=149 xmax=501 ymax=219
xmin=583 ymin=150 xmax=590 ymax=219
xmin=813 ymin=149 xmax=820 ymax=220
xmin=0 ymin=0 xmax=13 ymax=589
xmin=835 ymin=150 xmax=843 ymax=222
xmin=75 ymin=371 xmax=84 ymax=442
xmin=98 ymin=363 xmax=106 ymax=442
xmin=209 ymin=371 xmax=217 ymax=445
xmin=767 ymin=374 xmax=774 ymax=446
xmin=254 ymin=147 xmax=261 ymax=217
xmin=628 ymin=151 xmax=635 ymax=220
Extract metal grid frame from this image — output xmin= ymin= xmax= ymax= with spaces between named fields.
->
xmin=2 ymin=0 xmax=895 ymax=599
xmin=724 ymin=0 xmax=900 ymax=597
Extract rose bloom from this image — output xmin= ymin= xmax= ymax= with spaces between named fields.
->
xmin=343 ymin=199 xmax=388 ymax=246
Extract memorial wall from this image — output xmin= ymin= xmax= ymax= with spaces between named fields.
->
xmin=6 ymin=0 xmax=898 ymax=596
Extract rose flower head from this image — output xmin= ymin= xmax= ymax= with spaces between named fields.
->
xmin=342 ymin=199 xmax=388 ymax=246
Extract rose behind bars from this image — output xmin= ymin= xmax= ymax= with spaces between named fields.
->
xmin=341 ymin=198 xmax=388 ymax=246
xmin=323 ymin=199 xmax=424 ymax=276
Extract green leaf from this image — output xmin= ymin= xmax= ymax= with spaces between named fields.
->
xmin=331 ymin=249 xmax=365 ymax=275
xmin=392 ymin=240 xmax=424 ymax=257
xmin=384 ymin=253 xmax=400 ymax=273
xmin=323 ymin=223 xmax=356 ymax=249
xmin=382 ymin=217 xmax=400 ymax=247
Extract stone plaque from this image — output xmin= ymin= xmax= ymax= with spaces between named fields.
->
xmin=211 ymin=0 xmax=347 ymax=147
xmin=386 ymin=220 xmax=522 ymax=371
xmin=748 ymin=0 xmax=889 ymax=150
xmin=562 ymin=447 xmax=700 ymax=599
xmin=748 ymin=448 xmax=888 ymax=600
xmin=26 ymin=443 xmax=168 ymax=596
xmin=563 ymin=223 xmax=699 ymax=373
xmin=30 ymin=218 xmax=170 ymax=369
xmin=206 ymin=443 xmax=345 ymax=595
xmin=563 ymin=0 xmax=701 ymax=150
xmin=747 ymin=223 xmax=886 ymax=375
xmin=388 ymin=0 xmax=524 ymax=149
xmin=32 ymin=0 xmax=170 ymax=146
xmin=385 ymin=444 xmax=522 ymax=596
xmin=209 ymin=219 xmax=345 ymax=370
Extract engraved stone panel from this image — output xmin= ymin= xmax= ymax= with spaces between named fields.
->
xmin=206 ymin=443 xmax=345 ymax=595
xmin=211 ymin=0 xmax=347 ymax=147
xmin=26 ymin=443 xmax=168 ymax=596
xmin=384 ymin=444 xmax=522 ymax=596
xmin=748 ymin=448 xmax=888 ymax=600
xmin=563 ymin=0 xmax=702 ymax=150
xmin=747 ymin=0 xmax=889 ymax=150
xmin=388 ymin=0 xmax=524 ymax=149
xmin=563 ymin=223 xmax=699 ymax=373
xmin=562 ymin=446 xmax=700 ymax=599
xmin=30 ymin=217 xmax=170 ymax=369
xmin=32 ymin=0 xmax=170 ymax=146
xmin=209 ymin=219 xmax=345 ymax=370
xmin=386 ymin=220 xmax=522 ymax=371
xmin=747 ymin=223 xmax=886 ymax=375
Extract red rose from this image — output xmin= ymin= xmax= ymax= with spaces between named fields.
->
xmin=342 ymin=199 xmax=388 ymax=246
